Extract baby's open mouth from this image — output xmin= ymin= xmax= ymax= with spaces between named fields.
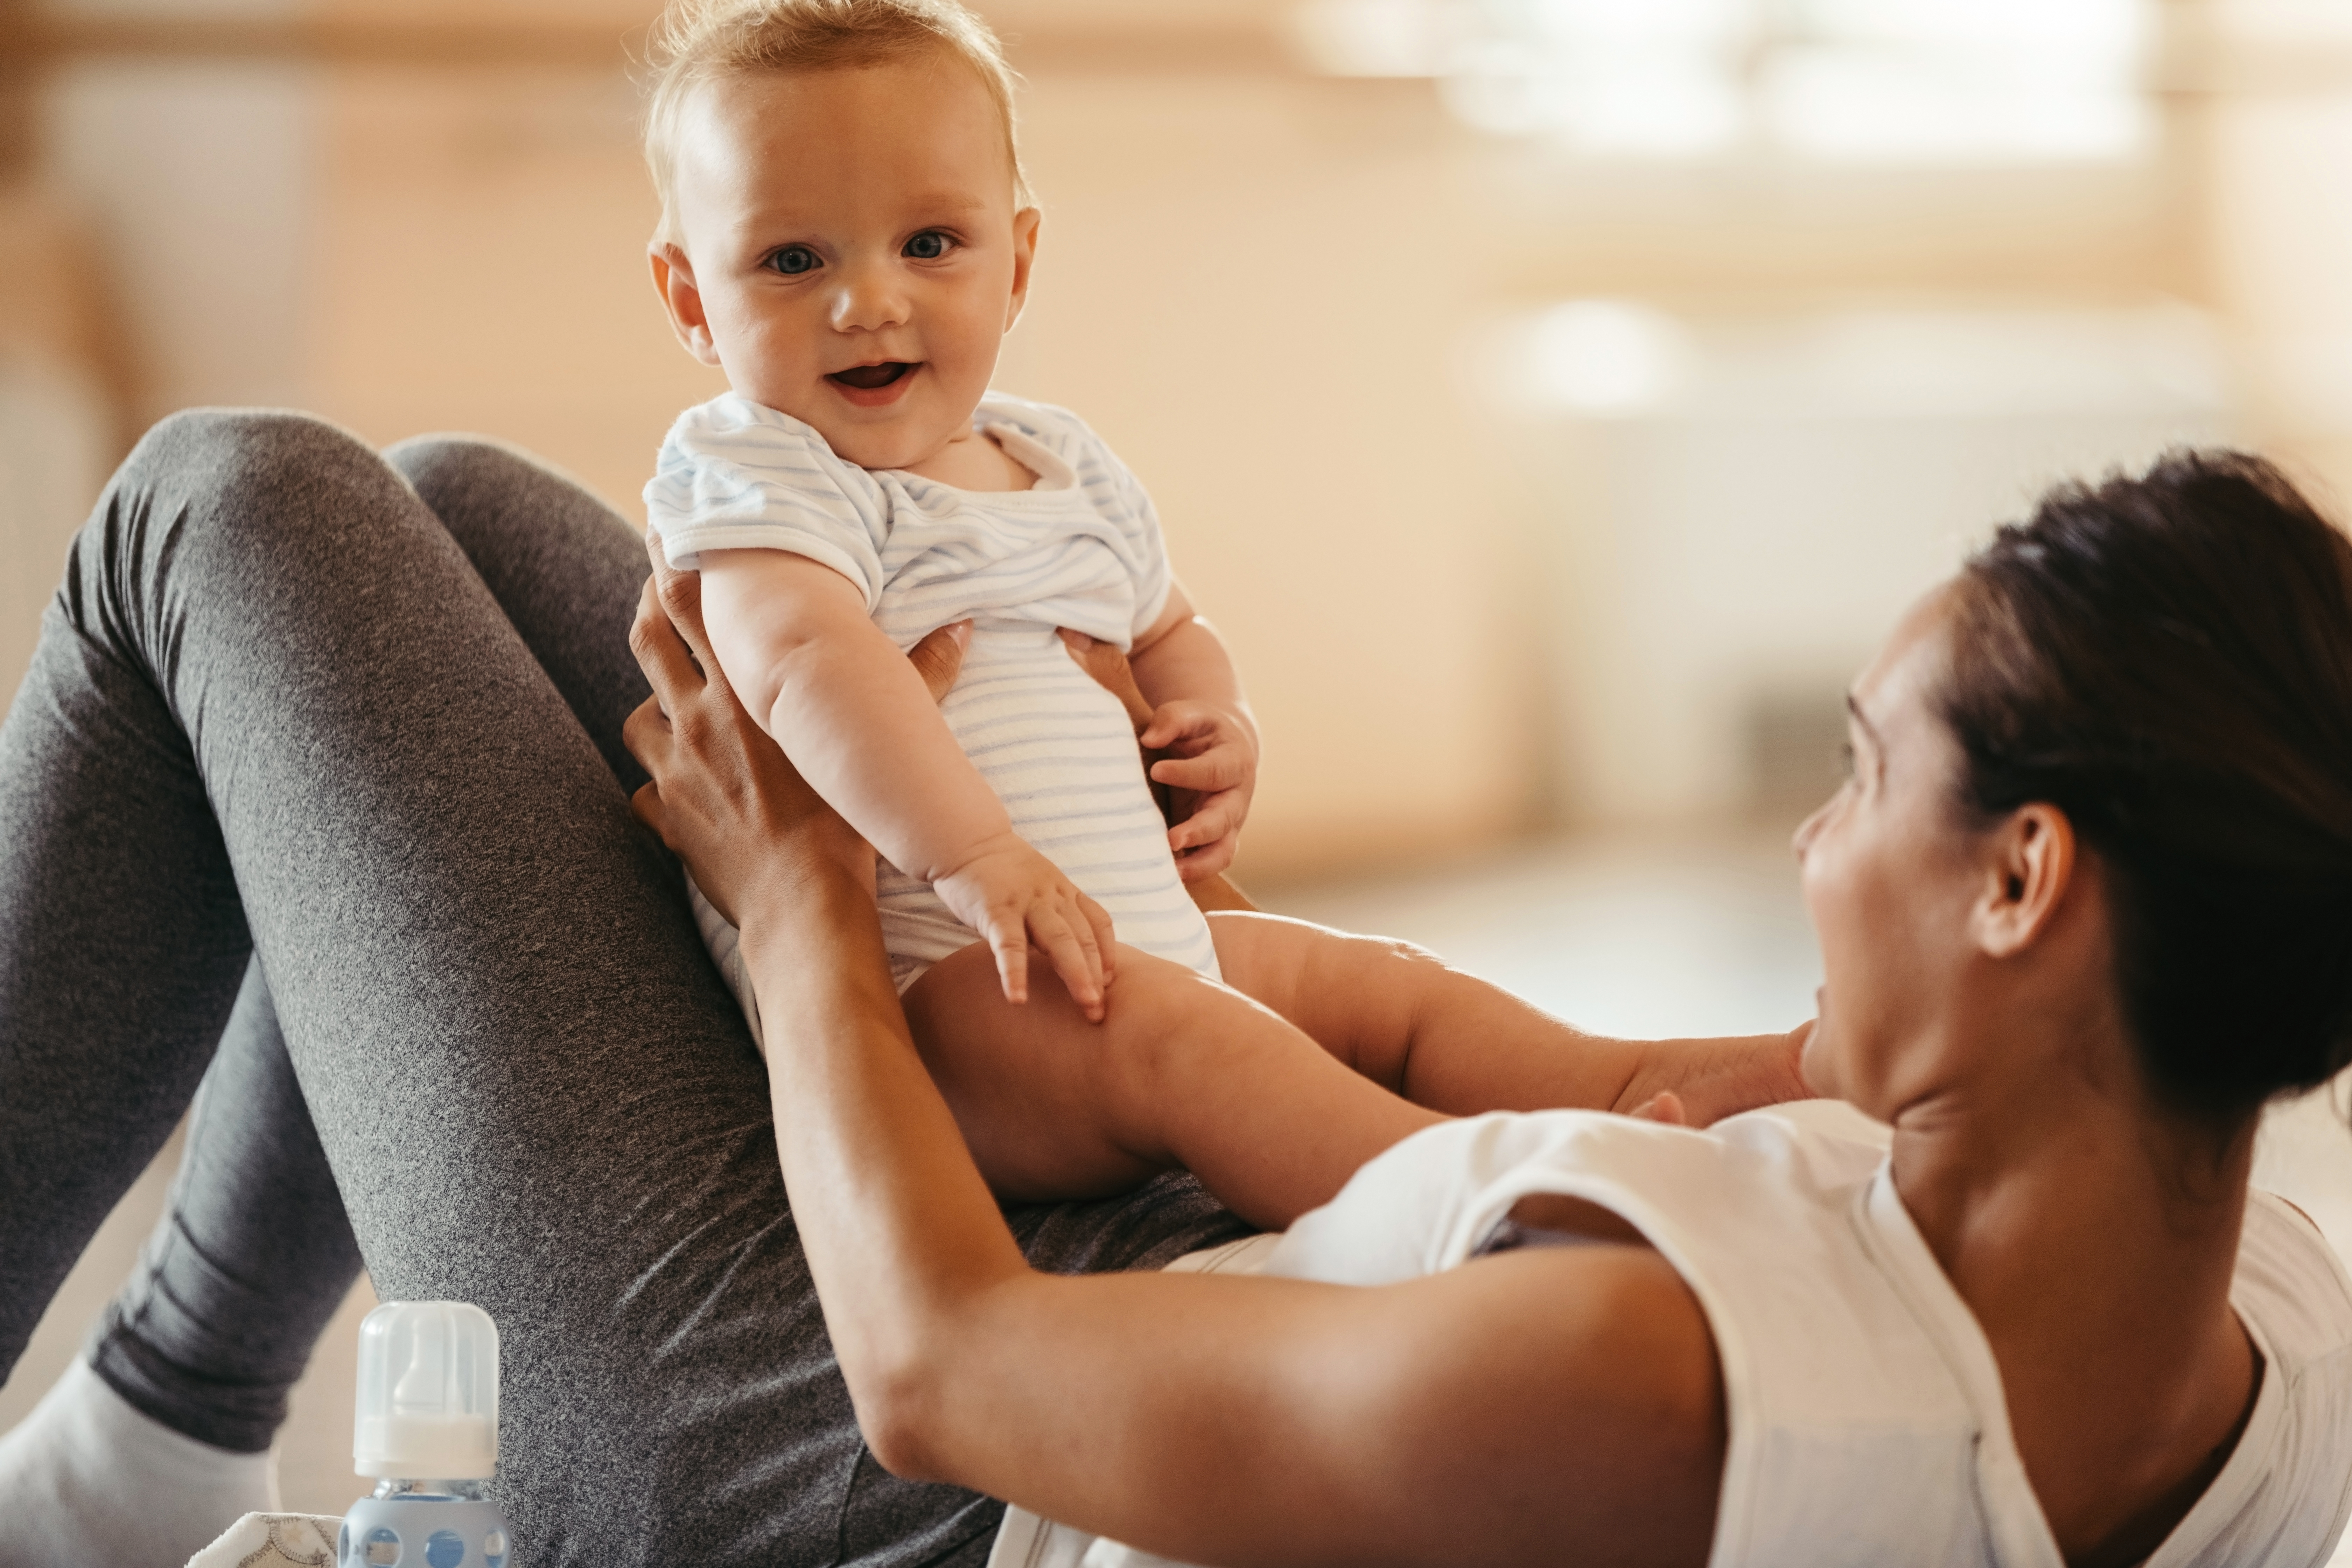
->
xmin=828 ymin=362 xmax=916 ymax=391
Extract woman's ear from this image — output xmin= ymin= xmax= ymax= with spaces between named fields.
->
xmin=1969 ymin=803 xmax=2077 ymax=959
xmin=650 ymin=241 xmax=723 ymax=368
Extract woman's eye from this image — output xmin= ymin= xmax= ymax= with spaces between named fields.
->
xmin=904 ymin=231 xmax=953 ymax=260
xmin=768 ymin=246 xmax=819 ymax=276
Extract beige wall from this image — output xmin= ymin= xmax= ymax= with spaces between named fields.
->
xmin=285 ymin=48 xmax=1544 ymax=877
xmin=11 ymin=0 xmax=2352 ymax=873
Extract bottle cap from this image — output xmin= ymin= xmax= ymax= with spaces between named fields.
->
xmin=353 ymin=1301 xmax=500 ymax=1480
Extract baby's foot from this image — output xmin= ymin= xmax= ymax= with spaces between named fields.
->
xmin=1612 ymin=1024 xmax=1814 ymax=1128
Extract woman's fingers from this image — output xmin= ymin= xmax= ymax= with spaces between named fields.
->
xmin=643 ymin=526 xmax=727 ymax=693
xmin=1058 ymin=626 xmax=1153 ymax=730
xmin=625 ymin=581 xmax=701 ymax=727
xmin=907 ymin=620 xmax=973 ymax=704
xmin=629 ymin=777 xmax=669 ymax=843
xmin=1172 ymin=837 xmax=1237 ymax=882
xmin=621 ymin=693 xmax=671 ymax=771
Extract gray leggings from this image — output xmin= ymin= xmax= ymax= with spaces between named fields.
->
xmin=0 ymin=411 xmax=1246 ymax=1567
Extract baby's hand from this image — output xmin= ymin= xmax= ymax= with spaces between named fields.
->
xmin=1141 ymin=700 xmax=1257 ymax=881
xmin=933 ymin=833 xmax=1117 ymax=1021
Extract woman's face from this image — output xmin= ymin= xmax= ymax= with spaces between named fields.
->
xmin=1793 ymin=587 xmax=1989 ymax=1118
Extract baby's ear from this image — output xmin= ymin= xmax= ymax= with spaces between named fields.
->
xmin=650 ymin=241 xmax=722 ymax=367
xmin=1004 ymin=208 xmax=1042 ymax=331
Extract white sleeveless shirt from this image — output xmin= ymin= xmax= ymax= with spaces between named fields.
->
xmin=993 ymin=1101 xmax=2352 ymax=1568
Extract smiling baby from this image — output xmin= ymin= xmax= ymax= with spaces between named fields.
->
xmin=636 ymin=0 xmax=1798 ymax=1207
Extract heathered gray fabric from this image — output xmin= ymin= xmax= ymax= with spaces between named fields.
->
xmin=0 ymin=412 xmax=1249 ymax=1567
xmin=88 ymin=956 xmax=365 ymax=1454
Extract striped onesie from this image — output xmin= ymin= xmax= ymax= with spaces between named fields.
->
xmin=645 ymin=390 xmax=1222 ymax=1042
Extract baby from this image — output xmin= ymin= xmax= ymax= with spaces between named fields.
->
xmin=639 ymin=0 xmax=1803 ymax=1205
xmin=643 ymin=0 xmax=1253 ymax=1031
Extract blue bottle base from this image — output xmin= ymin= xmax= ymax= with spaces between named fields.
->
xmin=340 ymin=1496 xmax=511 ymax=1568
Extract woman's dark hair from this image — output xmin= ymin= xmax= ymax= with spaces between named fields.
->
xmin=1941 ymin=450 xmax=2352 ymax=1121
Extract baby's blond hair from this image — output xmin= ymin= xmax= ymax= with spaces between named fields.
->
xmin=643 ymin=0 xmax=1031 ymax=245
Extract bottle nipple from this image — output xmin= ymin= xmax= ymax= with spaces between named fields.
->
xmin=353 ymin=1301 xmax=500 ymax=1481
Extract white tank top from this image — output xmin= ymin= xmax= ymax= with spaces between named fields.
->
xmin=991 ymin=1101 xmax=2352 ymax=1568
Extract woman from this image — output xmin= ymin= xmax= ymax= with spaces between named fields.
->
xmin=1 ymin=419 xmax=2346 ymax=1567
xmin=0 ymin=410 xmax=1799 ymax=1568
xmin=624 ymin=446 xmax=2352 ymax=1567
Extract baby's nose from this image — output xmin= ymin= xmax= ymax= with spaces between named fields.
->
xmin=830 ymin=265 xmax=912 ymax=332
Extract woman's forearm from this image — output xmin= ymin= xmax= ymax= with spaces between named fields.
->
xmin=732 ymin=833 xmax=1029 ymax=1449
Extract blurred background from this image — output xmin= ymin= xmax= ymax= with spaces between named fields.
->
xmin=4 ymin=0 xmax=2352 ymax=1524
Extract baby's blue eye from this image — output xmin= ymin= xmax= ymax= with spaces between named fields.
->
xmin=904 ymin=231 xmax=951 ymax=260
xmin=769 ymin=246 xmax=819 ymax=275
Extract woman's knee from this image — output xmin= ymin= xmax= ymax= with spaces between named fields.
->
xmin=59 ymin=408 xmax=455 ymax=684
xmin=384 ymin=434 xmax=630 ymax=554
xmin=382 ymin=432 xmax=536 ymax=513
xmin=122 ymin=408 xmax=379 ymax=508
xmin=383 ymin=434 xmax=644 ymax=617
xmin=100 ymin=409 xmax=404 ymax=568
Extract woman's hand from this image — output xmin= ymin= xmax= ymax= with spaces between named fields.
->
xmin=622 ymin=534 xmax=972 ymax=926
xmin=1056 ymin=629 xmax=1258 ymax=913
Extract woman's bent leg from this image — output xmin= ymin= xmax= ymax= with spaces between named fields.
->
xmin=0 ymin=415 xmax=1242 ymax=1566
xmin=87 ymin=958 xmax=362 ymax=1455
xmin=0 ymin=410 xmax=889 ymax=1564
xmin=0 ymin=959 xmax=352 ymax=1568
xmin=69 ymin=433 xmax=653 ymax=1478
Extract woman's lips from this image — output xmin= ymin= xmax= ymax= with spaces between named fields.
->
xmin=826 ymin=362 xmax=919 ymax=406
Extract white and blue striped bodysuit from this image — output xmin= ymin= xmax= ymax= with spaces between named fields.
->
xmin=645 ymin=391 xmax=1220 ymax=1041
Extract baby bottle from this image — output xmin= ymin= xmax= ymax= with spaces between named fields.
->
xmin=339 ymin=1300 xmax=512 ymax=1568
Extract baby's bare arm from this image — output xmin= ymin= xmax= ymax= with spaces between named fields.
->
xmin=1128 ymin=582 xmax=1252 ymax=732
xmin=1125 ymin=583 xmax=1260 ymax=879
xmin=698 ymin=548 xmax=1114 ymax=1013
xmin=701 ymin=549 xmax=1008 ymax=875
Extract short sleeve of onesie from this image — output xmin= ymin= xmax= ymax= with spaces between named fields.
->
xmin=978 ymin=396 xmax=1174 ymax=644
xmin=643 ymin=393 xmax=892 ymax=611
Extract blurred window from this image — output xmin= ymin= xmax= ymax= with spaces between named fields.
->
xmin=1294 ymin=0 xmax=2154 ymax=164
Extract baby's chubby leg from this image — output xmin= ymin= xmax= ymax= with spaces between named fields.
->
xmin=900 ymin=943 xmax=1440 ymax=1232
xmin=1205 ymin=912 xmax=1811 ymax=1126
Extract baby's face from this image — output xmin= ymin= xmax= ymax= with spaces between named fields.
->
xmin=657 ymin=58 xmax=1037 ymax=471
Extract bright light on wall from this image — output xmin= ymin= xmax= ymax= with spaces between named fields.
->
xmin=1518 ymin=301 xmax=1693 ymax=416
xmin=1293 ymin=0 xmax=2155 ymax=164
xmin=1766 ymin=0 xmax=2150 ymax=163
